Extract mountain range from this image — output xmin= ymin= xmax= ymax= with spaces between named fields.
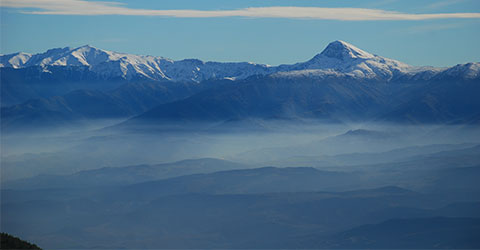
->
xmin=0 ymin=41 xmax=435 ymax=82
xmin=1 ymin=40 xmax=479 ymax=130
xmin=4 ymin=40 xmax=478 ymax=83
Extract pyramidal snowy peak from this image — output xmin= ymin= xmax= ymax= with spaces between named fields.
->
xmin=320 ymin=40 xmax=374 ymax=60
xmin=1 ymin=41 xmax=477 ymax=82
xmin=275 ymin=40 xmax=414 ymax=80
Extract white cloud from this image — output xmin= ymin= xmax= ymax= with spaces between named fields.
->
xmin=1 ymin=0 xmax=480 ymax=20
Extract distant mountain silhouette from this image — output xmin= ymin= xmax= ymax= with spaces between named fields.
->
xmin=1 ymin=233 xmax=41 ymax=249
xmin=5 ymin=158 xmax=249 ymax=189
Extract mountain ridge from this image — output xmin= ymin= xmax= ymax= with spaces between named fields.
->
xmin=2 ymin=41 xmax=480 ymax=128
xmin=4 ymin=40 xmax=474 ymax=83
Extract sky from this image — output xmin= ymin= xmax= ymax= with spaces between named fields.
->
xmin=1 ymin=0 xmax=479 ymax=67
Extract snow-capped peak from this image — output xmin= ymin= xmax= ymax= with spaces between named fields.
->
xmin=0 ymin=45 xmax=276 ymax=82
xmin=319 ymin=40 xmax=374 ymax=60
xmin=279 ymin=40 xmax=413 ymax=80
xmin=440 ymin=62 xmax=480 ymax=79
xmin=2 ymin=41 xmax=472 ymax=82
xmin=48 ymin=45 xmax=111 ymax=66
xmin=0 ymin=52 xmax=32 ymax=68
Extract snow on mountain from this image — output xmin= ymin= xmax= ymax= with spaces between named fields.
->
xmin=1 ymin=41 xmax=477 ymax=82
xmin=439 ymin=62 xmax=480 ymax=79
xmin=320 ymin=40 xmax=375 ymax=60
xmin=275 ymin=40 xmax=414 ymax=80
xmin=0 ymin=45 xmax=273 ymax=82
xmin=0 ymin=52 xmax=33 ymax=68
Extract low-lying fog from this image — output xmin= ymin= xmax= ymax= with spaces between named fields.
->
xmin=2 ymin=119 xmax=480 ymax=182
xmin=2 ymin=119 xmax=480 ymax=249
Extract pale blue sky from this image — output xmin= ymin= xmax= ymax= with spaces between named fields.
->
xmin=1 ymin=0 xmax=479 ymax=66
